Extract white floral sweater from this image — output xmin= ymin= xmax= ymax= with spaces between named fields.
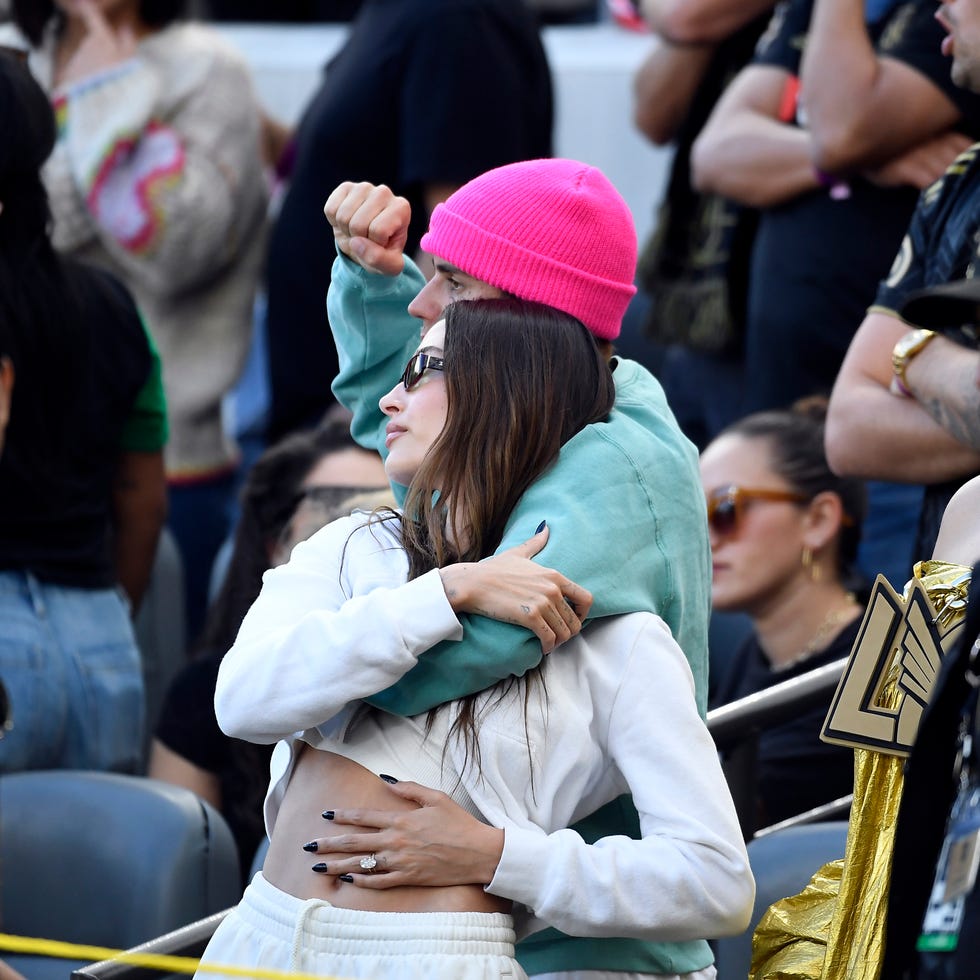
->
xmin=2 ymin=21 xmax=269 ymax=477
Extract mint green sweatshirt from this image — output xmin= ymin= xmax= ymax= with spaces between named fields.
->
xmin=328 ymin=254 xmax=715 ymax=975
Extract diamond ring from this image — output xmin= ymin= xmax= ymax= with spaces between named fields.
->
xmin=359 ymin=853 xmax=378 ymax=871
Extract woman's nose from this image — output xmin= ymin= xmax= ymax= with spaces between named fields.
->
xmin=379 ymin=382 xmax=403 ymax=417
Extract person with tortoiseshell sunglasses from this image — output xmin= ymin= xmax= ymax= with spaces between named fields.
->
xmin=702 ymin=398 xmax=867 ymax=833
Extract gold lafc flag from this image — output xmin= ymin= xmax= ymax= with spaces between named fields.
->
xmin=821 ymin=570 xmax=970 ymax=757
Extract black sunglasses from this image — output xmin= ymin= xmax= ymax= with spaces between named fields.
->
xmin=400 ymin=351 xmax=445 ymax=391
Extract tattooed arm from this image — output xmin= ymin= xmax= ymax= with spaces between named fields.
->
xmin=826 ymin=309 xmax=980 ymax=483
xmin=903 ymin=331 xmax=980 ymax=452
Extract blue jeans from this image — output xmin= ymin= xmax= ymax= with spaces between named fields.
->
xmin=0 ymin=572 xmax=144 ymax=774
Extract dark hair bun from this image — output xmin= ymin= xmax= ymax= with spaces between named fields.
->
xmin=790 ymin=394 xmax=829 ymax=425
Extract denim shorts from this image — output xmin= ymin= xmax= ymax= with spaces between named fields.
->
xmin=0 ymin=571 xmax=145 ymax=773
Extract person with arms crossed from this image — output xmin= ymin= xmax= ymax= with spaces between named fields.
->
xmin=825 ymin=0 xmax=980 ymax=563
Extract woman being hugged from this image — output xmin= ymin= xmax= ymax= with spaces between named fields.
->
xmin=205 ymin=298 xmax=753 ymax=980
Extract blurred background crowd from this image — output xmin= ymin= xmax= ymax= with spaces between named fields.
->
xmin=2 ymin=0 xmax=980 ymax=975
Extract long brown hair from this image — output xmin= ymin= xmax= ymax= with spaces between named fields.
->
xmin=393 ymin=297 xmax=615 ymax=774
xmin=400 ymin=297 xmax=614 ymax=575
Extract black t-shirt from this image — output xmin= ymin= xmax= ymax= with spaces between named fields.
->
xmin=873 ymin=145 xmax=980 ymax=558
xmin=264 ymin=0 xmax=553 ymax=440
xmin=0 ymin=262 xmax=151 ymax=588
xmin=712 ymin=617 xmax=860 ymax=828
xmin=744 ymin=0 xmax=980 ymax=414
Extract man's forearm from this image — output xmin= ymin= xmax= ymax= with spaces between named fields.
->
xmin=633 ymin=39 xmax=714 ymax=146
xmin=826 ymin=385 xmax=980 ymax=482
xmin=827 ymin=311 xmax=980 ymax=482
xmin=801 ymin=0 xmax=875 ymax=154
xmin=328 ymin=251 xmax=424 ymax=460
xmin=802 ymin=0 xmax=961 ymax=171
xmin=641 ymin=0 xmax=775 ymax=44
xmin=907 ymin=337 xmax=980 ymax=452
xmin=692 ymin=108 xmax=820 ymax=207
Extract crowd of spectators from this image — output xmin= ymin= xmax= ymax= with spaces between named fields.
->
xmin=3 ymin=0 xmax=980 ymax=975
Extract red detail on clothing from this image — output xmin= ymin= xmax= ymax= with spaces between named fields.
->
xmin=778 ymin=75 xmax=801 ymax=124
xmin=606 ymin=0 xmax=649 ymax=32
xmin=85 ymin=120 xmax=186 ymax=254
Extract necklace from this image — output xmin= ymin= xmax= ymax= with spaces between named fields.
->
xmin=771 ymin=594 xmax=861 ymax=674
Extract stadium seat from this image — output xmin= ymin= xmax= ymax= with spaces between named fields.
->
xmin=0 ymin=770 xmax=240 ymax=980
xmin=713 ymin=820 xmax=849 ymax=979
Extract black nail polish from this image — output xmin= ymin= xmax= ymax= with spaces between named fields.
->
xmin=535 ymin=520 xmax=547 ymax=534
xmin=303 ymin=841 xmax=319 ymax=852
xmin=379 ymin=773 xmax=399 ymax=784
xmin=339 ymin=874 xmax=354 ymax=883
xmin=322 ymin=810 xmax=335 ymax=820
xmin=311 ymin=863 xmax=329 ymax=873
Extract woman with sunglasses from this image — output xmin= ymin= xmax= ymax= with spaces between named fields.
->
xmin=203 ymin=297 xmax=753 ymax=980
xmin=700 ymin=399 xmax=867 ymax=831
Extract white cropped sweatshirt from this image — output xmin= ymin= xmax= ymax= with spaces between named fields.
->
xmin=215 ymin=512 xmax=754 ymax=944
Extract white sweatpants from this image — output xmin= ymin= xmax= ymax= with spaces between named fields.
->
xmin=195 ymin=871 xmax=527 ymax=980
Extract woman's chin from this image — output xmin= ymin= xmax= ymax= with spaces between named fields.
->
xmin=383 ymin=458 xmax=414 ymax=488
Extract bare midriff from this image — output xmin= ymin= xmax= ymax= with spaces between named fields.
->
xmin=262 ymin=743 xmax=511 ymax=914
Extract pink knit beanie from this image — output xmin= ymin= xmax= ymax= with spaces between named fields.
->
xmin=420 ymin=158 xmax=637 ymax=340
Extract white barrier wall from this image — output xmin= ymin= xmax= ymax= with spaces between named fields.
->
xmin=217 ymin=23 xmax=674 ymax=246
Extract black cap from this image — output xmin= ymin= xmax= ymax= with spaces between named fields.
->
xmin=900 ymin=278 xmax=980 ymax=330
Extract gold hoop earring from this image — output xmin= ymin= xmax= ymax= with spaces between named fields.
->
xmin=801 ymin=545 xmax=821 ymax=582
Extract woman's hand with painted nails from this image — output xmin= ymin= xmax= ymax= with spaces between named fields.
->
xmin=439 ymin=525 xmax=592 ymax=653
xmin=305 ymin=781 xmax=504 ymax=889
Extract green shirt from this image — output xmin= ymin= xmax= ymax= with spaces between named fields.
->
xmin=120 ymin=315 xmax=168 ymax=452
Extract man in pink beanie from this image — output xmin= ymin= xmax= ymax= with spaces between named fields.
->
xmin=321 ymin=160 xmax=717 ymax=979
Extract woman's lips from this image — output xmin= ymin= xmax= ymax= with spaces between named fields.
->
xmin=384 ymin=425 xmax=406 ymax=448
